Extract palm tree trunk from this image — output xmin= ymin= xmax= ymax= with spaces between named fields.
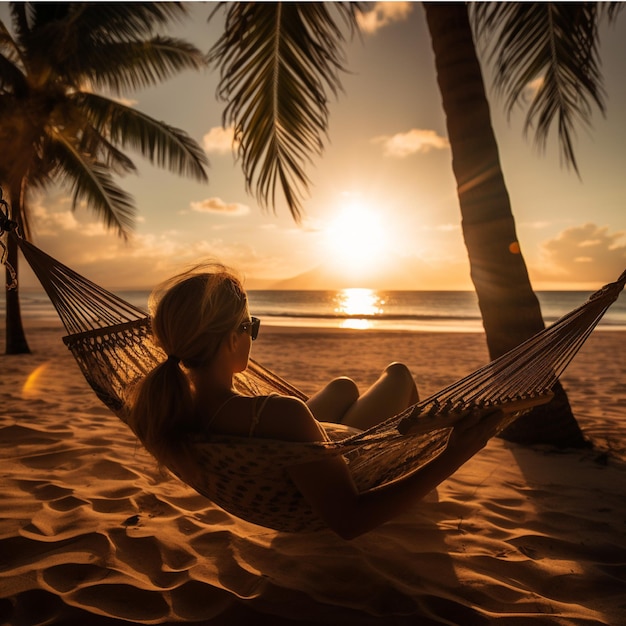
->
xmin=423 ymin=2 xmax=586 ymax=447
xmin=4 ymin=182 xmax=30 ymax=354
xmin=5 ymin=235 xmax=30 ymax=354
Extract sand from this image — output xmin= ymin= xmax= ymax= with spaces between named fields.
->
xmin=1 ymin=321 xmax=625 ymax=625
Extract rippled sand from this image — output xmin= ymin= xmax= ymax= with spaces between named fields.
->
xmin=1 ymin=324 xmax=625 ymax=625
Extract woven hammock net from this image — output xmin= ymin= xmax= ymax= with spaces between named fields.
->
xmin=3 ymin=208 xmax=625 ymax=530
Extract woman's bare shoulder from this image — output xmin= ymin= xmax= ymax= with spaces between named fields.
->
xmin=256 ymin=395 xmax=327 ymax=442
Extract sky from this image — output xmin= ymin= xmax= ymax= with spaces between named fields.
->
xmin=5 ymin=2 xmax=626 ymax=292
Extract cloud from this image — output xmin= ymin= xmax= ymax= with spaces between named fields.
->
xmin=202 ymin=125 xmax=237 ymax=154
xmin=30 ymin=200 xmax=80 ymax=235
xmin=357 ymin=2 xmax=413 ymax=34
xmin=18 ymin=197 xmax=261 ymax=290
xmin=190 ymin=197 xmax=250 ymax=216
xmin=372 ymin=129 xmax=449 ymax=158
xmin=533 ymin=223 xmax=626 ymax=285
xmin=30 ymin=196 xmax=130 ymax=239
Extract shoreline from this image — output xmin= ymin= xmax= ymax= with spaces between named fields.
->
xmin=12 ymin=316 xmax=626 ymax=333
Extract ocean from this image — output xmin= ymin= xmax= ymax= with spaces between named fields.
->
xmin=6 ymin=287 xmax=626 ymax=333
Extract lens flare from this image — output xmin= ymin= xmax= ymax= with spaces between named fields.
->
xmin=22 ymin=363 xmax=50 ymax=397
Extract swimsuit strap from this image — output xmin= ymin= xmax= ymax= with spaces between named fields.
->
xmin=205 ymin=394 xmax=239 ymax=429
xmin=249 ymin=393 xmax=279 ymax=437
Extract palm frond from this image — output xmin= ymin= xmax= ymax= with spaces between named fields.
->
xmin=7 ymin=3 xmax=30 ymax=43
xmin=79 ymin=37 xmax=208 ymax=94
xmin=48 ymin=131 xmax=136 ymax=239
xmin=472 ymin=3 xmax=613 ymax=173
xmin=82 ymin=131 xmax=137 ymax=177
xmin=209 ymin=2 xmax=360 ymax=220
xmin=0 ymin=19 xmax=18 ymax=56
xmin=14 ymin=2 xmax=188 ymax=49
xmin=65 ymin=2 xmax=190 ymax=41
xmin=74 ymin=91 xmax=208 ymax=183
xmin=603 ymin=3 xmax=624 ymax=21
xmin=1 ymin=19 xmax=27 ymax=91
xmin=9 ymin=4 xmax=204 ymax=94
xmin=66 ymin=106 xmax=137 ymax=177
xmin=0 ymin=54 xmax=26 ymax=93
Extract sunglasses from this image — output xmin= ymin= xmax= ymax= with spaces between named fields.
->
xmin=240 ymin=316 xmax=261 ymax=340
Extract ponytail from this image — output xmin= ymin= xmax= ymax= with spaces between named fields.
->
xmin=127 ymin=357 xmax=194 ymax=465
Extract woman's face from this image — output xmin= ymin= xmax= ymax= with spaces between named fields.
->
xmin=232 ymin=308 xmax=253 ymax=373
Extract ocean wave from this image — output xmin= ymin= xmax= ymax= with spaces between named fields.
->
xmin=255 ymin=310 xmax=484 ymax=322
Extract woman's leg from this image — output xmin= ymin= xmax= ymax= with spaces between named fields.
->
xmin=306 ymin=377 xmax=360 ymax=423
xmin=340 ymin=362 xmax=419 ymax=430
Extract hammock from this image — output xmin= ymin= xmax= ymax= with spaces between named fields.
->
xmin=2 ymin=204 xmax=625 ymax=532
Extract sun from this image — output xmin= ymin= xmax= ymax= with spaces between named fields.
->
xmin=324 ymin=201 xmax=388 ymax=276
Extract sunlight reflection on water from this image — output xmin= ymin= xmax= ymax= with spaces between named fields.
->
xmin=334 ymin=288 xmax=384 ymax=330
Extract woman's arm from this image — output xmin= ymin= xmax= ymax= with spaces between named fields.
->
xmin=269 ymin=398 xmax=502 ymax=540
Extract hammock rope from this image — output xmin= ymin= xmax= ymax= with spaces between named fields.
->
xmin=2 ymin=203 xmax=625 ymax=531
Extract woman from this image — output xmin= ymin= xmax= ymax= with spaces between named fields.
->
xmin=128 ymin=262 xmax=501 ymax=539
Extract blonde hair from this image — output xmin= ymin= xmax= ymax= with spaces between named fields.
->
xmin=127 ymin=262 xmax=247 ymax=464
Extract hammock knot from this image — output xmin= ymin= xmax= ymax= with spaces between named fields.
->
xmin=0 ymin=214 xmax=17 ymax=234
xmin=0 ymin=193 xmax=19 ymax=290
xmin=0 ymin=196 xmax=18 ymax=235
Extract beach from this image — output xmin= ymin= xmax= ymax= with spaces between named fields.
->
xmin=1 ymin=321 xmax=625 ymax=625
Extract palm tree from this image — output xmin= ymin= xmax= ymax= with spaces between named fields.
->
xmin=208 ymin=2 xmax=621 ymax=447
xmin=0 ymin=2 xmax=209 ymax=354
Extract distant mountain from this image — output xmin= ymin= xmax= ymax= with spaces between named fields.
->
xmin=268 ymin=255 xmax=471 ymax=290
xmin=244 ymin=276 xmax=280 ymax=290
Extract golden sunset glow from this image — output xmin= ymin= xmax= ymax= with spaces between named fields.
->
xmin=324 ymin=202 xmax=389 ymax=277
xmin=335 ymin=288 xmax=384 ymax=330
